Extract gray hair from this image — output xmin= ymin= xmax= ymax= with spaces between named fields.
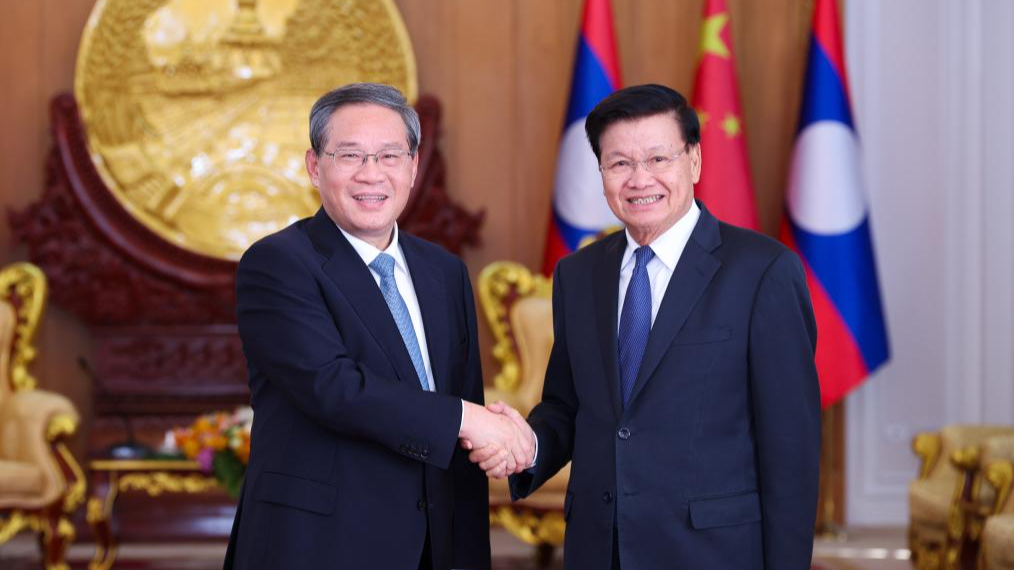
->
xmin=308 ymin=83 xmax=421 ymax=155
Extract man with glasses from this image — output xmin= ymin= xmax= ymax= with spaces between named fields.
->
xmin=224 ymin=83 xmax=529 ymax=570
xmin=473 ymin=84 xmax=821 ymax=570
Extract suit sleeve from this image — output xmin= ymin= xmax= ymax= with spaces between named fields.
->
xmin=236 ymin=239 xmax=462 ymax=470
xmin=748 ymin=249 xmax=821 ymax=570
xmin=450 ymin=261 xmax=492 ymax=570
xmin=510 ymin=261 xmax=579 ymax=499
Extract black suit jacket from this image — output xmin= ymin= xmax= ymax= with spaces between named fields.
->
xmin=224 ymin=208 xmax=490 ymax=570
xmin=511 ymin=203 xmax=820 ymax=570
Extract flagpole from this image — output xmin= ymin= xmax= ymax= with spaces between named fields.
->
xmin=816 ymin=402 xmax=846 ymax=540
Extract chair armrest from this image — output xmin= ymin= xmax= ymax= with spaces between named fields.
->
xmin=949 ymin=445 xmax=989 ymax=542
xmin=0 ymin=388 xmax=80 ymax=508
xmin=913 ymin=432 xmax=942 ymax=480
xmin=984 ymin=460 xmax=1014 ymax=516
xmin=1 ymin=389 xmax=79 ymax=450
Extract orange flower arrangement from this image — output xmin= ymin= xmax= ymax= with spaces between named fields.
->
xmin=169 ymin=407 xmax=253 ymax=498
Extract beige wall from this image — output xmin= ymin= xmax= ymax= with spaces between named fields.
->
xmin=0 ymin=0 xmax=810 ymax=456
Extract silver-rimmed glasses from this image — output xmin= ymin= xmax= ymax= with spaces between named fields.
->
xmin=324 ymin=148 xmax=414 ymax=171
xmin=599 ymin=145 xmax=689 ymax=180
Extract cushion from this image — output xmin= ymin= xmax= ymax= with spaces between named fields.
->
xmin=0 ymin=459 xmax=44 ymax=497
xmin=982 ymin=514 xmax=1014 ymax=570
xmin=909 ymin=478 xmax=952 ymax=527
xmin=511 ymin=297 xmax=553 ymax=411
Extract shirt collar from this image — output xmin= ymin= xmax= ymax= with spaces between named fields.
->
xmin=620 ymin=200 xmax=701 ymax=272
xmin=337 ymin=224 xmax=408 ymax=274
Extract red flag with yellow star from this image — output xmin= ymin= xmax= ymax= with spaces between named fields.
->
xmin=691 ymin=0 xmax=759 ymax=230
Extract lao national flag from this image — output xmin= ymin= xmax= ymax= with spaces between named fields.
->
xmin=541 ymin=0 xmax=622 ymax=275
xmin=781 ymin=0 xmax=890 ymax=408
xmin=691 ymin=0 xmax=759 ymax=230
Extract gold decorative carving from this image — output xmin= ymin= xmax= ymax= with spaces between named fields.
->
xmin=0 ymin=262 xmax=47 ymax=391
xmin=489 ymin=506 xmax=565 ymax=547
xmin=950 ymin=445 xmax=980 ymax=471
xmin=913 ymin=432 xmax=942 ymax=480
xmin=0 ymin=510 xmax=74 ymax=569
xmin=944 ymin=446 xmax=979 ymax=569
xmin=42 ymin=518 xmax=76 ymax=570
xmin=985 ymin=460 xmax=1013 ymax=515
xmin=91 ymin=459 xmax=200 ymax=471
xmin=118 ymin=472 xmax=219 ymax=496
xmin=46 ymin=414 xmax=78 ymax=441
xmin=55 ymin=443 xmax=87 ymax=514
xmin=88 ymin=495 xmax=118 ymax=570
xmin=0 ymin=511 xmax=32 ymax=544
xmin=86 ymin=497 xmax=107 ymax=525
xmin=75 ymin=0 xmax=418 ymax=260
xmin=44 ymin=415 xmax=86 ymax=514
xmin=477 ymin=262 xmax=551 ymax=393
xmin=86 ymin=472 xmax=120 ymax=570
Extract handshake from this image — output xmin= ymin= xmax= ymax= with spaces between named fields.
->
xmin=459 ymin=401 xmax=536 ymax=479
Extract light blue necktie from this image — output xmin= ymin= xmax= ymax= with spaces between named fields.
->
xmin=369 ymin=253 xmax=430 ymax=391
xmin=618 ymin=246 xmax=654 ymax=407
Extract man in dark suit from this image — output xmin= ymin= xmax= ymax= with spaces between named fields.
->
xmin=473 ymin=84 xmax=821 ymax=570
xmin=223 ymin=83 xmax=532 ymax=570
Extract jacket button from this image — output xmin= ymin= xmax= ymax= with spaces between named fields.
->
xmin=417 ymin=500 xmax=427 ymax=511
xmin=602 ymin=491 xmax=614 ymax=503
xmin=617 ymin=428 xmax=631 ymax=440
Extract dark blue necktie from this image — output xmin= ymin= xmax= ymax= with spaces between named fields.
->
xmin=618 ymin=246 xmax=654 ymax=407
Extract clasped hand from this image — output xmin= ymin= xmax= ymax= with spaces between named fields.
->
xmin=459 ymin=401 xmax=535 ymax=479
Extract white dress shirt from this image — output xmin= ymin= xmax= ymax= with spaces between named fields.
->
xmin=617 ymin=201 xmax=701 ymax=331
xmin=337 ymin=224 xmax=436 ymax=392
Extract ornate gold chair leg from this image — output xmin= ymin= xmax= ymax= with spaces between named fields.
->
xmin=946 ymin=504 xmax=965 ymax=570
xmin=88 ymin=471 xmax=118 ymax=570
xmin=39 ymin=504 xmax=72 ymax=570
xmin=913 ymin=538 xmax=943 ymax=570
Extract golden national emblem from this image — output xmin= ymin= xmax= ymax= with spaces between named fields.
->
xmin=75 ymin=0 xmax=418 ymax=259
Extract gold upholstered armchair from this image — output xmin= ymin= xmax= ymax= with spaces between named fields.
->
xmin=978 ymin=435 xmax=1014 ymax=570
xmin=0 ymin=263 xmax=85 ymax=570
xmin=910 ymin=425 xmax=1014 ymax=570
xmin=478 ymin=261 xmax=568 ymax=563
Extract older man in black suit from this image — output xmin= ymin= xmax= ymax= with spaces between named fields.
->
xmin=224 ymin=83 xmax=533 ymax=570
xmin=473 ymin=84 xmax=821 ymax=570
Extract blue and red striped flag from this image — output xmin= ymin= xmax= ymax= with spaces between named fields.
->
xmin=781 ymin=0 xmax=890 ymax=408
xmin=541 ymin=0 xmax=622 ymax=275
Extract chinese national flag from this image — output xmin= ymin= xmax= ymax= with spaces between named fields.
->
xmin=691 ymin=0 xmax=759 ymax=230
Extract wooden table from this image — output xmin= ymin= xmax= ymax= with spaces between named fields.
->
xmin=86 ymin=459 xmax=220 ymax=570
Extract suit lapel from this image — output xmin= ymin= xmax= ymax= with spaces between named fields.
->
xmin=625 ymin=203 xmax=723 ymax=409
xmin=306 ymin=209 xmax=421 ymax=389
xmin=399 ymin=235 xmax=450 ymax=394
xmin=592 ymin=232 xmax=627 ymax=421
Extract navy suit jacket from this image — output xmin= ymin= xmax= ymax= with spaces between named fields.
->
xmin=511 ymin=203 xmax=820 ymax=570
xmin=224 ymin=208 xmax=490 ymax=570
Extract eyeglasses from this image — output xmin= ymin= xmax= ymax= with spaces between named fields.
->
xmin=599 ymin=146 xmax=689 ymax=180
xmin=323 ymin=148 xmax=414 ymax=171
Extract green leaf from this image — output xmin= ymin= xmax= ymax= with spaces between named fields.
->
xmin=212 ymin=451 xmax=246 ymax=499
